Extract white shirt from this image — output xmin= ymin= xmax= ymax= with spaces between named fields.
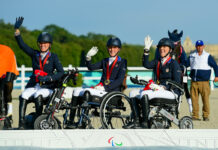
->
xmin=109 ymin=56 xmax=116 ymax=66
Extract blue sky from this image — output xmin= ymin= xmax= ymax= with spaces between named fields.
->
xmin=1 ymin=0 xmax=218 ymax=45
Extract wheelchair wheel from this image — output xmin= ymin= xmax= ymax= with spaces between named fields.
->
xmin=100 ymin=92 xmax=133 ymax=129
xmin=34 ymin=114 xmax=60 ymax=130
xmin=179 ymin=116 xmax=193 ymax=129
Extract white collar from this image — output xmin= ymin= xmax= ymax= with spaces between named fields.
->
xmin=40 ymin=51 xmax=49 ymax=60
xmin=161 ymin=56 xmax=169 ymax=65
xmin=109 ymin=56 xmax=117 ymax=65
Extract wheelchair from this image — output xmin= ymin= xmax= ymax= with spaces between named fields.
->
xmin=34 ymin=68 xmax=133 ymax=129
xmin=70 ymin=90 xmax=133 ymax=129
xmin=33 ymin=69 xmax=79 ymax=129
xmin=130 ymin=76 xmax=193 ymax=129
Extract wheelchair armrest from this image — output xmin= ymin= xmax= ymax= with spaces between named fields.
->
xmin=166 ymin=80 xmax=184 ymax=94
xmin=130 ymin=76 xmax=147 ymax=86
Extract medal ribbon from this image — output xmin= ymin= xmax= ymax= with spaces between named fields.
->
xmin=39 ymin=52 xmax=50 ymax=71
xmin=106 ymin=56 xmax=118 ymax=81
xmin=157 ymin=57 xmax=171 ymax=81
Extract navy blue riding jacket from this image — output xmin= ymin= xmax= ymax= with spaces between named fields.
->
xmin=86 ymin=56 xmax=127 ymax=92
xmin=143 ymin=54 xmax=182 ymax=95
xmin=15 ymin=34 xmax=64 ymax=89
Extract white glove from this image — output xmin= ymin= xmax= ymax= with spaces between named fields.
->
xmin=86 ymin=46 xmax=98 ymax=61
xmin=144 ymin=35 xmax=153 ymax=51
xmin=94 ymin=85 xmax=105 ymax=91
xmin=149 ymin=83 xmax=165 ymax=91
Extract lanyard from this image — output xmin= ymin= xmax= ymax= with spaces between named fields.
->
xmin=157 ymin=57 xmax=171 ymax=81
xmin=39 ymin=52 xmax=50 ymax=71
xmin=106 ymin=56 xmax=118 ymax=80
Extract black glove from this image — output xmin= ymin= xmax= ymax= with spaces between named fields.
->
xmin=14 ymin=17 xmax=24 ymax=29
xmin=38 ymin=75 xmax=52 ymax=82
xmin=144 ymin=48 xmax=150 ymax=54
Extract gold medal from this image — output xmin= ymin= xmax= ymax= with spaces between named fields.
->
xmin=104 ymin=80 xmax=110 ymax=85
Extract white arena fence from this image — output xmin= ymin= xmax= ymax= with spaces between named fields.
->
xmin=15 ymin=65 xmax=215 ymax=91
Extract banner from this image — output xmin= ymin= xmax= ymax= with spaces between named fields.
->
xmin=0 ymin=129 xmax=217 ymax=149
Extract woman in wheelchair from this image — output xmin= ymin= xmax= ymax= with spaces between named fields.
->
xmin=126 ymin=36 xmax=182 ymax=129
xmin=14 ymin=17 xmax=64 ymax=129
xmin=66 ymin=37 xmax=127 ymax=129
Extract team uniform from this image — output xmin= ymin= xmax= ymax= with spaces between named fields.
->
xmin=72 ymin=56 xmax=127 ymax=103
xmin=129 ymin=54 xmax=181 ymax=101
xmin=154 ymin=29 xmax=192 ymax=113
xmin=125 ymin=37 xmax=182 ymax=129
xmin=67 ymin=37 xmax=127 ymax=128
xmin=15 ymin=33 xmax=64 ymax=129
xmin=140 ymin=53 xmax=182 ymax=98
xmin=15 ymin=35 xmax=64 ymax=99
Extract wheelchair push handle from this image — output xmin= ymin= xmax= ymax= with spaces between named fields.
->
xmin=70 ymin=68 xmax=79 ymax=85
xmin=130 ymin=75 xmax=148 ymax=86
xmin=63 ymin=68 xmax=79 ymax=85
xmin=166 ymin=80 xmax=184 ymax=94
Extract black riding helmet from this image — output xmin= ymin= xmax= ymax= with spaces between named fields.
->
xmin=157 ymin=38 xmax=174 ymax=58
xmin=37 ymin=32 xmax=53 ymax=44
xmin=157 ymin=38 xmax=174 ymax=50
xmin=107 ymin=37 xmax=122 ymax=48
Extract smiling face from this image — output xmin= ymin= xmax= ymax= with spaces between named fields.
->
xmin=159 ymin=46 xmax=171 ymax=58
xmin=107 ymin=46 xmax=120 ymax=57
xmin=39 ymin=42 xmax=50 ymax=52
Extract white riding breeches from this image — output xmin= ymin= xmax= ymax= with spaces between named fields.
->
xmin=140 ymin=89 xmax=177 ymax=100
xmin=129 ymin=89 xmax=143 ymax=99
xmin=73 ymin=87 xmax=107 ymax=98
xmin=129 ymin=89 xmax=177 ymax=100
xmin=21 ymin=84 xmax=53 ymax=100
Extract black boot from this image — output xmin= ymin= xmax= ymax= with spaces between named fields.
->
xmin=35 ymin=95 xmax=44 ymax=118
xmin=4 ymin=115 xmax=12 ymax=130
xmin=123 ymin=98 xmax=141 ymax=129
xmin=18 ymin=96 xmax=27 ymax=130
xmin=66 ymin=96 xmax=79 ymax=129
xmin=140 ymin=95 xmax=149 ymax=129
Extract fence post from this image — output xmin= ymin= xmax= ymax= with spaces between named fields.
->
xmin=21 ymin=65 xmax=25 ymax=91
xmin=68 ymin=64 xmax=73 ymax=70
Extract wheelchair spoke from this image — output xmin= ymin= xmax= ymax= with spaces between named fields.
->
xmin=100 ymin=92 xmax=133 ymax=129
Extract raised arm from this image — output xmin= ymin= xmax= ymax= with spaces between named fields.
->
xmin=86 ymin=46 xmax=103 ymax=70
xmin=14 ymin=17 xmax=35 ymax=56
